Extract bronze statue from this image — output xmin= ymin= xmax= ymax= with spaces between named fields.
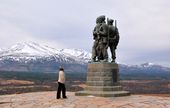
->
xmin=91 ymin=16 xmax=119 ymax=63
xmin=92 ymin=16 xmax=102 ymax=62
xmin=92 ymin=15 xmax=108 ymax=62
xmin=107 ymin=19 xmax=119 ymax=62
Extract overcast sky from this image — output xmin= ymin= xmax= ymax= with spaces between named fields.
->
xmin=0 ymin=0 xmax=170 ymax=67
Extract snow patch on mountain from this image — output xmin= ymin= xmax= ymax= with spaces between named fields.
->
xmin=3 ymin=42 xmax=60 ymax=56
xmin=140 ymin=62 xmax=155 ymax=67
xmin=59 ymin=49 xmax=91 ymax=62
xmin=0 ymin=41 xmax=91 ymax=64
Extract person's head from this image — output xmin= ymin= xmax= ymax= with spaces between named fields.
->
xmin=96 ymin=15 xmax=105 ymax=24
xmin=108 ymin=19 xmax=114 ymax=25
xmin=59 ymin=67 xmax=64 ymax=71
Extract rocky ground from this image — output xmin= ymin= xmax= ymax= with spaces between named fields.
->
xmin=0 ymin=91 xmax=170 ymax=108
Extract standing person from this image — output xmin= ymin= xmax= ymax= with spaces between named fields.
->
xmin=107 ymin=19 xmax=119 ymax=62
xmin=92 ymin=15 xmax=109 ymax=62
xmin=92 ymin=15 xmax=103 ymax=62
xmin=57 ymin=67 xmax=67 ymax=99
xmin=98 ymin=16 xmax=109 ymax=61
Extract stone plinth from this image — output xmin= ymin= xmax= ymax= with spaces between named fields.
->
xmin=75 ymin=62 xmax=130 ymax=97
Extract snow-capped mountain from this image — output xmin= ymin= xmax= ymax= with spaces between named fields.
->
xmin=0 ymin=42 xmax=91 ymax=72
xmin=119 ymin=62 xmax=170 ymax=79
xmin=0 ymin=41 xmax=91 ymax=64
xmin=59 ymin=49 xmax=91 ymax=62
xmin=120 ymin=62 xmax=168 ymax=68
xmin=140 ymin=62 xmax=155 ymax=67
xmin=0 ymin=42 xmax=169 ymax=74
xmin=119 ymin=62 xmax=170 ymax=75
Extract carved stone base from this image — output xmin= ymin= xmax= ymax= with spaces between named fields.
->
xmin=75 ymin=62 xmax=130 ymax=97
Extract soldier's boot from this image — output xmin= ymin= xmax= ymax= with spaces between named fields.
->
xmin=103 ymin=59 xmax=108 ymax=62
xmin=111 ymin=59 xmax=115 ymax=63
xmin=91 ymin=57 xmax=97 ymax=62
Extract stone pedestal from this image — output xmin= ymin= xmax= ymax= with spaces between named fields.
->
xmin=75 ymin=62 xmax=130 ymax=97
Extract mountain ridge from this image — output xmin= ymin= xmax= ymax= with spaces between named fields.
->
xmin=0 ymin=41 xmax=91 ymax=72
xmin=0 ymin=41 xmax=91 ymax=63
xmin=0 ymin=41 xmax=170 ymax=73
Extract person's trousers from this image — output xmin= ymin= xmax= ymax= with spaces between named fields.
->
xmin=57 ymin=82 xmax=66 ymax=99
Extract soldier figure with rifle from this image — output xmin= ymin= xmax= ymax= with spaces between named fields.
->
xmin=91 ymin=16 xmax=119 ymax=63
xmin=107 ymin=18 xmax=120 ymax=62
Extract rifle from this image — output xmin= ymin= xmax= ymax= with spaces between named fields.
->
xmin=107 ymin=18 xmax=110 ymax=48
xmin=114 ymin=20 xmax=119 ymax=49
xmin=107 ymin=18 xmax=109 ymax=25
xmin=115 ymin=20 xmax=117 ymax=28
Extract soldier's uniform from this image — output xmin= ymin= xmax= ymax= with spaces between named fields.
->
xmin=108 ymin=19 xmax=119 ymax=62
xmin=98 ymin=21 xmax=108 ymax=61
xmin=92 ymin=15 xmax=108 ymax=62
xmin=92 ymin=19 xmax=102 ymax=61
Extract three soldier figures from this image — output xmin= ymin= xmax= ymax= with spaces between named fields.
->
xmin=92 ymin=15 xmax=119 ymax=63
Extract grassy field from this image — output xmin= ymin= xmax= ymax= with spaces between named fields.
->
xmin=0 ymin=71 xmax=170 ymax=95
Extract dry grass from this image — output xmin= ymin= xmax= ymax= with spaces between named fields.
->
xmin=0 ymin=79 xmax=34 ymax=85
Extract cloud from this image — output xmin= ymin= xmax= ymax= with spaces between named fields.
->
xmin=0 ymin=18 xmax=65 ymax=49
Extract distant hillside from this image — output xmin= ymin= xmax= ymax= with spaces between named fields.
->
xmin=119 ymin=63 xmax=170 ymax=79
xmin=0 ymin=42 xmax=170 ymax=78
xmin=0 ymin=41 xmax=91 ymax=72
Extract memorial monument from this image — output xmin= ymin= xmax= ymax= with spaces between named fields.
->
xmin=75 ymin=15 xmax=130 ymax=97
